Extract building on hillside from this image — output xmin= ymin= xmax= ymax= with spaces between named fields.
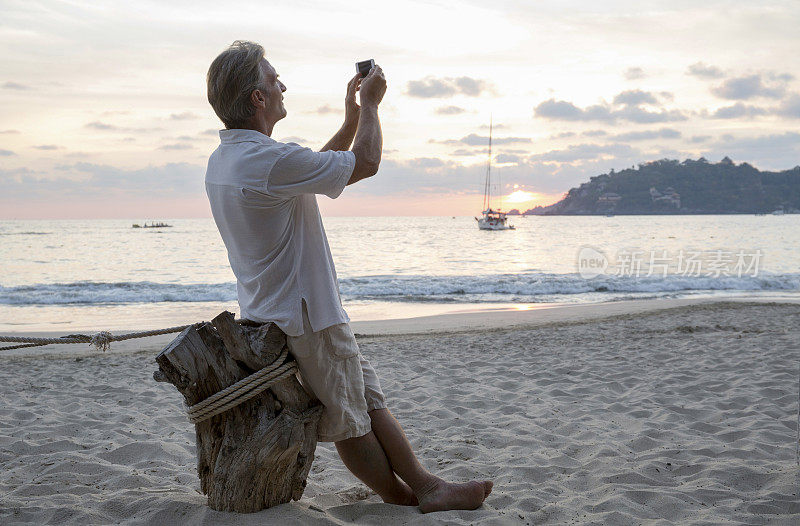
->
xmin=650 ymin=186 xmax=680 ymax=208
xmin=598 ymin=192 xmax=622 ymax=205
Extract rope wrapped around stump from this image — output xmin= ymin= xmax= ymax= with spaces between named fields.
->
xmin=186 ymin=347 xmax=298 ymax=424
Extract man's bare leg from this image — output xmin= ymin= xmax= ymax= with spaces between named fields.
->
xmin=369 ymin=408 xmax=492 ymax=513
xmin=335 ymin=430 xmax=418 ymax=505
xmin=335 ymin=408 xmax=493 ymax=513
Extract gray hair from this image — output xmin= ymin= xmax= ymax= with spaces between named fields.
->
xmin=207 ymin=40 xmax=267 ymax=129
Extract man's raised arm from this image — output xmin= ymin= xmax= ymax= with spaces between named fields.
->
xmin=348 ymin=65 xmax=386 ymax=185
xmin=319 ymin=74 xmax=361 ymax=153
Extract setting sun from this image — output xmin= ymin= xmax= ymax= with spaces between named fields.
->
xmin=494 ymin=188 xmax=554 ymax=211
xmin=505 ymin=189 xmax=538 ymax=203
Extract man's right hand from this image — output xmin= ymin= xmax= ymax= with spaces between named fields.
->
xmin=359 ymin=65 xmax=386 ymax=107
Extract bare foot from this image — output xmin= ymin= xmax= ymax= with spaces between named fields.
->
xmin=417 ymin=478 xmax=493 ymax=513
xmin=382 ymin=480 xmax=419 ymax=506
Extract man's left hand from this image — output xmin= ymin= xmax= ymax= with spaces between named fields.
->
xmin=345 ymin=73 xmax=361 ymax=124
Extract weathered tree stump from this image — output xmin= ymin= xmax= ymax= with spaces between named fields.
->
xmin=153 ymin=311 xmax=322 ymax=512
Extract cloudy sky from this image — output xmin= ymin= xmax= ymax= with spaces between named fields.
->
xmin=1 ymin=0 xmax=799 ymax=218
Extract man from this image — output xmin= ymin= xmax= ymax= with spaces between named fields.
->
xmin=204 ymin=40 xmax=492 ymax=513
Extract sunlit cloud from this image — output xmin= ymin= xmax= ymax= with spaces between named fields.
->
xmin=169 ymin=112 xmax=201 ymax=120
xmin=85 ymin=121 xmax=164 ymax=133
xmin=2 ymin=81 xmax=31 ymax=90
xmin=435 ymin=105 xmax=467 ymax=115
xmin=529 ymin=143 xmax=640 ymax=163
xmin=686 ymin=62 xmax=725 ymax=79
xmin=613 ymin=90 xmax=659 ymax=106
xmin=159 ymin=143 xmax=193 ymax=150
xmin=777 ymin=94 xmax=800 ymax=118
xmin=710 ymin=74 xmax=788 ymax=100
xmin=611 ymin=128 xmax=681 ymax=141
xmin=709 ymin=103 xmax=769 ymax=119
xmin=582 ymin=130 xmax=607 ymax=137
xmin=406 ymin=76 xmax=493 ymax=98
xmin=534 ymin=98 xmax=688 ymax=124
xmin=624 ymin=67 xmax=646 ymax=80
xmin=495 ymin=153 xmax=523 ymax=164
xmin=431 ymin=134 xmax=533 ymax=146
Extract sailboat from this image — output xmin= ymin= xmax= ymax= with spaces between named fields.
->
xmin=475 ymin=117 xmax=515 ymax=230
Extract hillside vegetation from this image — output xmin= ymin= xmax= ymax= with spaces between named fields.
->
xmin=521 ymin=157 xmax=800 ymax=215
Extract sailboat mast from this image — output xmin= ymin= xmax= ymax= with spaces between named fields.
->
xmin=483 ymin=116 xmax=493 ymax=211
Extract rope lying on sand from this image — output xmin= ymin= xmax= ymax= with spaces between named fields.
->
xmin=186 ymin=347 xmax=297 ymax=424
xmin=0 ymin=323 xmax=242 ymax=352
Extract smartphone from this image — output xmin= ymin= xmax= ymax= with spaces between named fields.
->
xmin=356 ymin=59 xmax=375 ymax=78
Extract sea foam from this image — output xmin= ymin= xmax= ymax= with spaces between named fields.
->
xmin=2 ymin=272 xmax=798 ymax=305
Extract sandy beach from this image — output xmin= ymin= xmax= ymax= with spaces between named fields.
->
xmin=1 ymin=298 xmax=799 ymax=524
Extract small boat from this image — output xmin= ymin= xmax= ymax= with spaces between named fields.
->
xmin=475 ymin=117 xmax=514 ymax=231
xmin=771 ymin=209 xmax=785 ymax=215
xmin=133 ymin=221 xmax=172 ymax=228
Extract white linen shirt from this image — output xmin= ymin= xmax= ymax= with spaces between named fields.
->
xmin=205 ymin=129 xmax=356 ymax=337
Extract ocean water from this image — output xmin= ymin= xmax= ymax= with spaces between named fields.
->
xmin=1 ymin=215 xmax=799 ymax=332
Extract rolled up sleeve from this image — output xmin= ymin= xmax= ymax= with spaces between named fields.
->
xmin=266 ymin=144 xmax=355 ymax=199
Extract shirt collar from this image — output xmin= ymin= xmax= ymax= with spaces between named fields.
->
xmin=219 ymin=128 xmax=276 ymax=145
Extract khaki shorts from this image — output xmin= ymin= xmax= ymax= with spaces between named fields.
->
xmin=286 ymin=303 xmax=387 ymax=442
